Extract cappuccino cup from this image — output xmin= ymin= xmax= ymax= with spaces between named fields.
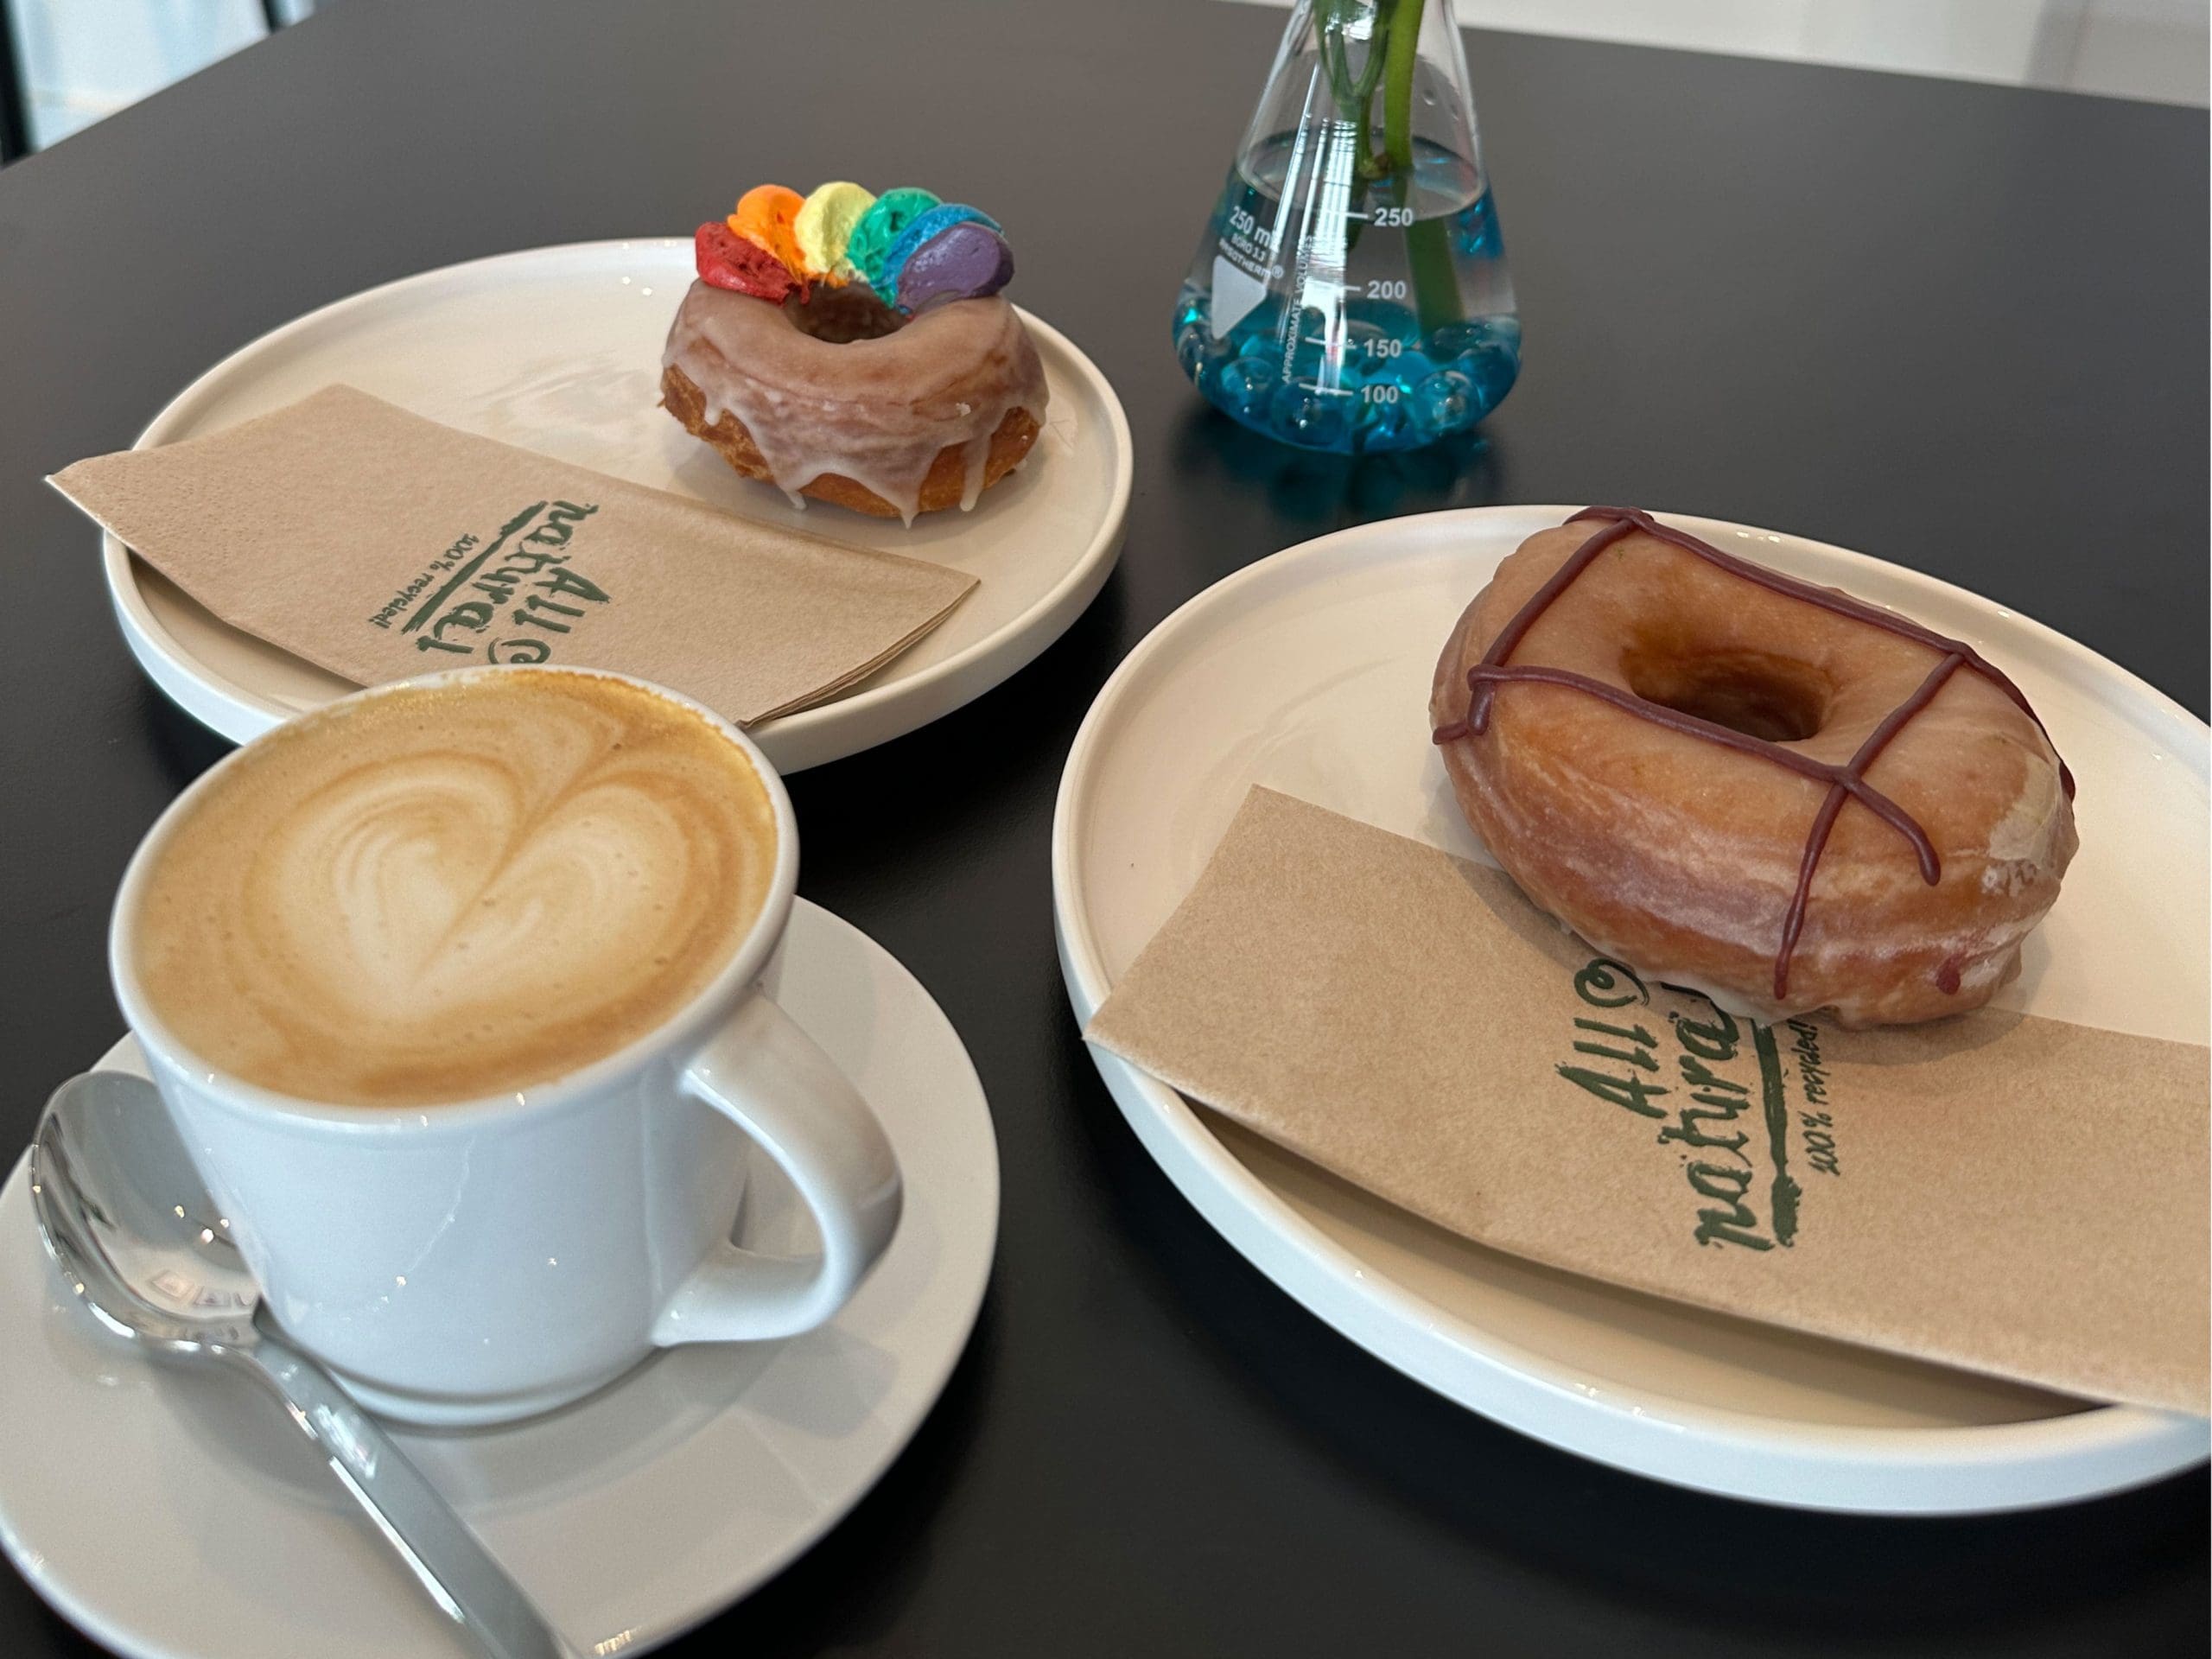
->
xmin=100 ymin=665 xmax=900 ymax=1427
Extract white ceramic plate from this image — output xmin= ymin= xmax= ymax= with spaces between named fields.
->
xmin=1052 ymin=504 xmax=2209 ymax=1514
xmin=100 ymin=239 xmax=1131 ymax=771
xmin=0 ymin=899 xmax=998 ymax=1659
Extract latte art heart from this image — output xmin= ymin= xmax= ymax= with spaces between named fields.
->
xmin=135 ymin=674 xmax=777 ymax=1107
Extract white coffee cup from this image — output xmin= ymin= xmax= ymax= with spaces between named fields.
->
xmin=101 ymin=665 xmax=901 ymax=1427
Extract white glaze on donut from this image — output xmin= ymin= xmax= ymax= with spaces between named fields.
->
xmin=663 ymin=280 xmax=1047 ymax=524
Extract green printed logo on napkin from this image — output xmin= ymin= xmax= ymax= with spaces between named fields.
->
xmin=51 ymin=385 xmax=975 ymax=725
xmin=374 ymin=499 xmax=608 ymax=662
xmin=1086 ymin=788 xmax=2211 ymax=1414
xmin=1556 ymin=961 xmax=1804 ymax=1253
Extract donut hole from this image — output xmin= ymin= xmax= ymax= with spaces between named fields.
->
xmin=784 ymin=286 xmax=906 ymax=344
xmin=1622 ymin=649 xmax=1830 ymax=743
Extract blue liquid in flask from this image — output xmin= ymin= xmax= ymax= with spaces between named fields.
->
xmin=1172 ymin=3 xmax=1520 ymax=454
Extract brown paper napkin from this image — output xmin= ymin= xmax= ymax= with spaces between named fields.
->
xmin=50 ymin=385 xmax=976 ymax=724
xmin=1087 ymin=787 xmax=2211 ymax=1414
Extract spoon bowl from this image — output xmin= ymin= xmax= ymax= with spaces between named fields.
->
xmin=33 ymin=1072 xmax=260 ymax=1350
xmin=29 ymin=1069 xmax=571 ymax=1659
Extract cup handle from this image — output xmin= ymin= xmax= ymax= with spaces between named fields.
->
xmin=652 ymin=991 xmax=901 ymax=1345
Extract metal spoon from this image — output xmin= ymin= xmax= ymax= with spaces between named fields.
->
xmin=30 ymin=1071 xmax=571 ymax=1659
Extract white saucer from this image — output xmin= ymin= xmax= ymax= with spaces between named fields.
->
xmin=1053 ymin=504 xmax=2209 ymax=1514
xmin=0 ymin=899 xmax=998 ymax=1658
xmin=99 ymin=238 xmax=1132 ymax=772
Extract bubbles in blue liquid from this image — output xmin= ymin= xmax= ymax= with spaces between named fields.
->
xmin=1453 ymin=194 xmax=1503 ymax=259
xmin=1458 ymin=333 xmax=1522 ymax=412
xmin=1344 ymin=298 xmax=1418 ymax=346
xmin=1176 ymin=283 xmax=1519 ymax=453
xmin=1421 ymin=316 xmax=1522 ymax=422
xmin=1217 ymin=355 xmax=1274 ymax=423
xmin=1362 ymin=397 xmax=1414 ymax=448
xmin=1270 ymin=382 xmax=1352 ymax=449
xmin=1394 ymin=346 xmax=1440 ymax=383
xmin=1463 ymin=346 xmax=1518 ymax=410
xmin=1173 ymin=137 xmax=1519 ymax=453
xmin=1173 ymin=323 xmax=1207 ymax=382
xmin=1422 ymin=319 xmax=1491 ymax=359
xmin=1411 ymin=368 xmax=1475 ymax=434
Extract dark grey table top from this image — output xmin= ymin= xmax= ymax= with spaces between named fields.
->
xmin=2 ymin=2 xmax=2204 ymax=1654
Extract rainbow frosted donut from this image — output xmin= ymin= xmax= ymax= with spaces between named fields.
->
xmin=699 ymin=181 xmax=1016 ymax=310
xmin=665 ymin=180 xmax=1045 ymax=521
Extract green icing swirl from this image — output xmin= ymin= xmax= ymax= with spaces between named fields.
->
xmin=846 ymin=188 xmax=942 ymax=292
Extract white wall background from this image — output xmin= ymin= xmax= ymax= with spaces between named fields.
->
xmin=10 ymin=0 xmax=2207 ymax=156
xmin=10 ymin=0 xmax=315 ymax=150
xmin=1229 ymin=0 xmax=2211 ymax=105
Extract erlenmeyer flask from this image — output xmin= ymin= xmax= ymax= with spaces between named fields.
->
xmin=1173 ymin=0 xmax=1520 ymax=454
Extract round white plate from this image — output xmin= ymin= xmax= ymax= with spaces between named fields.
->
xmin=1052 ymin=504 xmax=2209 ymax=1514
xmin=101 ymin=238 xmax=1131 ymax=772
xmin=0 ymin=899 xmax=998 ymax=1658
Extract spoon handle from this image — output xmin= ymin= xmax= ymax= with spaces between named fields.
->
xmin=232 ymin=1333 xmax=572 ymax=1659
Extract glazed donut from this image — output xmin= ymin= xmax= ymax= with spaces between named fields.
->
xmin=1429 ymin=508 xmax=2078 ymax=1027
xmin=664 ymin=180 xmax=1048 ymax=523
xmin=662 ymin=283 xmax=1045 ymax=521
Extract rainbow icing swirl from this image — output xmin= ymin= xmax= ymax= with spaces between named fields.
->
xmin=696 ymin=181 xmax=1015 ymax=313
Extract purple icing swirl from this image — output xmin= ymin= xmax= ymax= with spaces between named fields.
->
xmin=891 ymin=222 xmax=1014 ymax=313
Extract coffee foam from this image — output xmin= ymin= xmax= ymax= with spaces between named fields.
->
xmin=133 ymin=672 xmax=778 ymax=1107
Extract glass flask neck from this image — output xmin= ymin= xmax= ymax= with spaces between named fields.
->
xmin=1242 ymin=0 xmax=1484 ymax=195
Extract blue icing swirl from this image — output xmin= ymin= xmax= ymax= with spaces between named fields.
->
xmin=847 ymin=187 xmax=941 ymax=291
xmin=880 ymin=204 xmax=1002 ymax=306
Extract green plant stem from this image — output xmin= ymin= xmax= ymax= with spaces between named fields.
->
xmin=1380 ymin=0 xmax=1420 ymax=174
xmin=1316 ymin=0 xmax=1386 ymax=169
xmin=1377 ymin=0 xmax=1465 ymax=337
xmin=1315 ymin=0 xmax=1465 ymax=330
xmin=1406 ymin=215 xmax=1463 ymax=336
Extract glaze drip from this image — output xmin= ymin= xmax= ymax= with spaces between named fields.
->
xmin=1433 ymin=506 xmax=2075 ymax=1000
xmin=664 ymin=280 xmax=1047 ymax=524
